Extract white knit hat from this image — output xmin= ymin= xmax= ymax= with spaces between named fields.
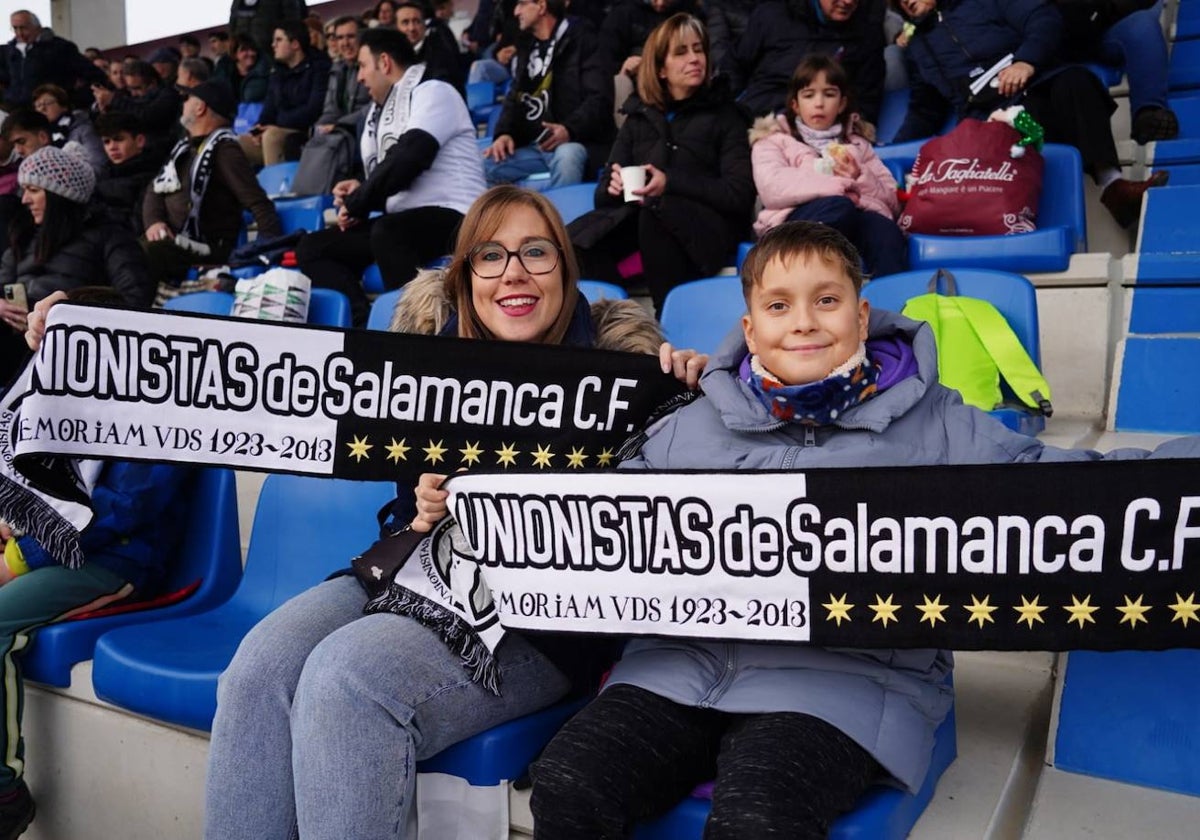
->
xmin=18 ymin=143 xmax=95 ymax=204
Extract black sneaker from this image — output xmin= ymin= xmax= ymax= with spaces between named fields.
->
xmin=1132 ymin=107 xmax=1180 ymax=145
xmin=0 ymin=781 xmax=34 ymax=840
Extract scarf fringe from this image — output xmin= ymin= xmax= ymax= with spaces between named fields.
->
xmin=364 ymin=582 xmax=502 ymax=695
xmin=0 ymin=475 xmax=84 ymax=568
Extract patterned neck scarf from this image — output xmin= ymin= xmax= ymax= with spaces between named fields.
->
xmin=794 ymin=116 xmax=844 ymax=153
xmin=744 ymin=344 xmax=880 ymax=425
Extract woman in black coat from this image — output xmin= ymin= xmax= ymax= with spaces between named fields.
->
xmin=569 ymin=13 xmax=754 ymax=314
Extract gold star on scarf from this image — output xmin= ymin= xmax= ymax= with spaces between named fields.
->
xmin=458 ymin=441 xmax=483 ymax=466
xmin=495 ymin=442 xmax=520 ymax=468
xmin=385 ymin=438 xmax=410 ymax=464
xmin=916 ymin=594 xmax=948 ymax=626
xmin=964 ymin=595 xmax=997 ymax=628
xmin=1116 ymin=595 xmax=1151 ymax=627
xmin=868 ymin=594 xmax=900 ymax=626
xmin=1013 ymin=595 xmax=1047 ymax=628
xmin=596 ymin=448 xmax=616 ymax=467
xmin=1169 ymin=592 xmax=1200 ymax=626
xmin=566 ymin=446 xmax=588 ymax=469
xmin=423 ymin=440 xmax=447 ymax=465
xmin=822 ymin=593 xmax=854 ymax=626
xmin=1063 ymin=594 xmax=1099 ymax=628
xmin=531 ymin=444 xmax=555 ymax=468
xmin=346 ymin=435 xmax=372 ymax=462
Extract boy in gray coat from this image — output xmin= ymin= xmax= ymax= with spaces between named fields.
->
xmin=528 ymin=221 xmax=1199 ymax=838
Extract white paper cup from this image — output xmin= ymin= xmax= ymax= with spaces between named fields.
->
xmin=621 ymin=165 xmax=647 ymax=202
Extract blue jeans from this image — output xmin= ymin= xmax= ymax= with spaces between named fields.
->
xmin=787 ymin=197 xmax=909 ymax=279
xmin=484 ymin=142 xmax=589 ymax=188
xmin=1097 ymin=1 xmax=1168 ymax=115
xmin=469 ymin=58 xmax=511 ymax=86
xmin=204 ymin=575 xmax=570 ymax=840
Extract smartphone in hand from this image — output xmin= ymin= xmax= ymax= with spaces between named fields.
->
xmin=3 ymin=283 xmax=27 ymax=311
xmin=534 ymin=126 xmax=553 ymax=147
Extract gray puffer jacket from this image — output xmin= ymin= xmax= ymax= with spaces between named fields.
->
xmin=607 ymin=307 xmax=1193 ymax=792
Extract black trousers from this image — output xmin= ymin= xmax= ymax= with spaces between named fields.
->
xmin=1022 ymin=65 xmax=1120 ymax=179
xmin=529 ymin=683 xmax=880 ymax=840
xmin=295 ymin=206 xmax=463 ymax=328
xmin=575 ymin=210 xmax=701 ymax=317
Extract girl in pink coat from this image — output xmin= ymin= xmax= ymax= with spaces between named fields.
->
xmin=750 ymin=54 xmax=908 ymax=278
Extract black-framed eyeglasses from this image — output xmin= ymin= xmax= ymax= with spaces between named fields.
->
xmin=469 ymin=238 xmax=560 ymax=278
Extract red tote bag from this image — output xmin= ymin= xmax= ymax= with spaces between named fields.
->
xmin=898 ymin=119 xmax=1044 ymax=237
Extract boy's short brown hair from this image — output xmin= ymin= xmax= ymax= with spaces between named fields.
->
xmin=741 ymin=221 xmax=866 ymax=303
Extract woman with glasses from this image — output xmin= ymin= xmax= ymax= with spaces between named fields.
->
xmin=30 ymin=84 xmax=106 ymax=173
xmin=569 ymin=13 xmax=754 ymax=316
xmin=204 ymin=185 xmax=706 ymax=840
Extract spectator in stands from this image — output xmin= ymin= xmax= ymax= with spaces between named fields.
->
xmin=0 ymin=146 xmax=153 ymax=342
xmin=232 ymin=35 xmax=271 ymax=104
xmin=482 ymin=0 xmax=613 ymax=188
xmin=466 ymin=0 xmax=520 ymax=86
xmin=736 ymin=0 xmax=887 ymax=128
xmin=177 ymin=57 xmax=212 ymax=89
xmin=0 ymin=111 xmax=22 ymax=269
xmin=94 ymin=113 xmax=157 ymax=234
xmin=0 ymin=10 xmax=107 ymax=107
xmin=599 ymin=0 xmax=701 ymax=119
xmin=32 ymin=84 xmax=106 ymax=172
xmin=229 ymin=0 xmax=310 ymax=57
xmin=893 ymin=0 xmax=1168 ymax=229
xmin=306 ymin=16 xmax=328 ymax=53
xmin=374 ymin=0 xmax=399 ymax=28
xmin=107 ymin=59 xmax=125 ymax=90
xmin=395 ymin=1 xmax=466 ymax=91
xmin=93 ymin=61 xmax=183 ymax=169
xmin=147 ymin=47 xmax=182 ymax=91
xmin=295 ymin=27 xmax=485 ymax=326
xmin=315 ymin=15 xmax=370 ymax=134
xmin=1054 ymin=0 xmax=1178 ymax=145
xmin=239 ymin=20 xmax=331 ymax=166
xmin=179 ymin=34 xmax=202 ymax=60
xmin=0 ymin=291 xmax=190 ymax=839
xmin=1 ymin=109 xmax=51 ymax=159
xmin=205 ymin=184 xmax=700 ymax=840
xmin=569 ymin=14 xmax=753 ymax=315
xmin=705 ymin=0 xmax=755 ymax=87
xmin=142 ymin=80 xmax=281 ymax=288
xmin=751 ymin=55 xmax=905 ymax=278
xmin=210 ymin=31 xmax=235 ymax=83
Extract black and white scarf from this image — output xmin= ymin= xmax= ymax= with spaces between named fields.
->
xmin=151 ymin=127 xmax=237 ymax=241
xmin=361 ymin=64 xmax=426 ymax=177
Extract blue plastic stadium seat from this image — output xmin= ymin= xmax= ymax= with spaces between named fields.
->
xmin=876 ymin=143 xmax=1086 ymax=274
xmin=256 ymin=161 xmax=300 ymax=198
xmin=1143 ymin=96 xmax=1200 ymax=166
xmin=634 ymin=705 xmax=957 ymax=840
xmin=234 ymin=101 xmax=264 ymax=135
xmin=1133 ymin=184 xmax=1200 ymax=282
xmin=363 ymin=263 xmax=385 ymax=294
xmin=578 ymin=280 xmax=628 ymax=302
xmin=467 ymin=80 xmax=500 ymax=128
xmin=1169 ymin=39 xmax=1200 ymax=92
xmin=91 ymin=475 xmax=395 ymax=731
xmin=308 ymin=288 xmax=352 ymax=328
xmin=862 ymin=268 xmax=1046 ymax=435
xmin=367 ymin=288 xmax=403 ymax=330
xmin=1082 ymin=62 xmax=1123 ymax=89
xmin=735 ymin=242 xmax=753 ymax=272
xmin=876 ymin=87 xmax=911 ymax=147
xmin=163 ymin=291 xmax=235 ymax=316
xmin=417 ymin=698 xmax=588 ymax=783
xmin=659 ymin=276 xmax=746 ymax=354
xmin=543 ymin=183 xmax=596 ymax=224
xmin=1054 ymin=651 xmax=1200 ymax=795
xmin=24 ymin=469 xmax=243 ymax=687
xmin=275 ymin=194 xmax=333 ymax=234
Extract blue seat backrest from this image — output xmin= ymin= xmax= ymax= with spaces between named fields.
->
xmin=578 ymin=280 xmax=628 ymax=303
xmin=1169 ymin=39 xmax=1200 ymax=90
xmin=875 ymin=87 xmax=911 ymax=147
xmin=234 ymin=101 xmax=264 ymax=135
xmin=308 ymin=288 xmax=352 ymax=328
xmin=368 ymin=288 xmax=403 ymax=330
xmin=542 ymin=183 xmax=597 ymax=225
xmin=861 ymin=268 xmax=1041 ymax=363
xmin=466 ymin=80 xmax=495 ymax=112
xmin=236 ymin=474 xmax=395 ymax=616
xmin=163 ymin=291 xmax=235 ymax=316
xmin=659 ymin=276 xmax=746 ymax=354
xmin=257 ymin=161 xmax=301 ymax=197
xmin=275 ymin=194 xmax=330 ymax=234
xmin=23 ymin=468 xmax=244 ymax=686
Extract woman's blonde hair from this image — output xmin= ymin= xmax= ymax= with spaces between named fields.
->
xmin=443 ymin=185 xmax=581 ymax=344
xmin=636 ymin=13 xmax=710 ymax=111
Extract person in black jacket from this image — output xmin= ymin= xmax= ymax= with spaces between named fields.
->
xmin=0 ymin=10 xmax=106 ymax=107
xmin=92 ymin=61 xmax=183 ymax=169
xmin=569 ymin=13 xmax=754 ymax=314
xmin=396 ymin=2 xmax=466 ymax=93
xmin=483 ymin=0 xmax=614 ymax=187
xmin=736 ymin=0 xmax=886 ymax=126
xmin=239 ymin=20 xmax=331 ymax=166
xmin=93 ymin=113 xmax=159 ymax=235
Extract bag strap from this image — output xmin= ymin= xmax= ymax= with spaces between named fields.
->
xmin=951 ymin=296 xmax=1054 ymax=416
xmin=926 ymin=268 xmax=959 ymax=297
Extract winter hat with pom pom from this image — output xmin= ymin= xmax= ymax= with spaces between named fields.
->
xmin=18 ymin=142 xmax=95 ymax=204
